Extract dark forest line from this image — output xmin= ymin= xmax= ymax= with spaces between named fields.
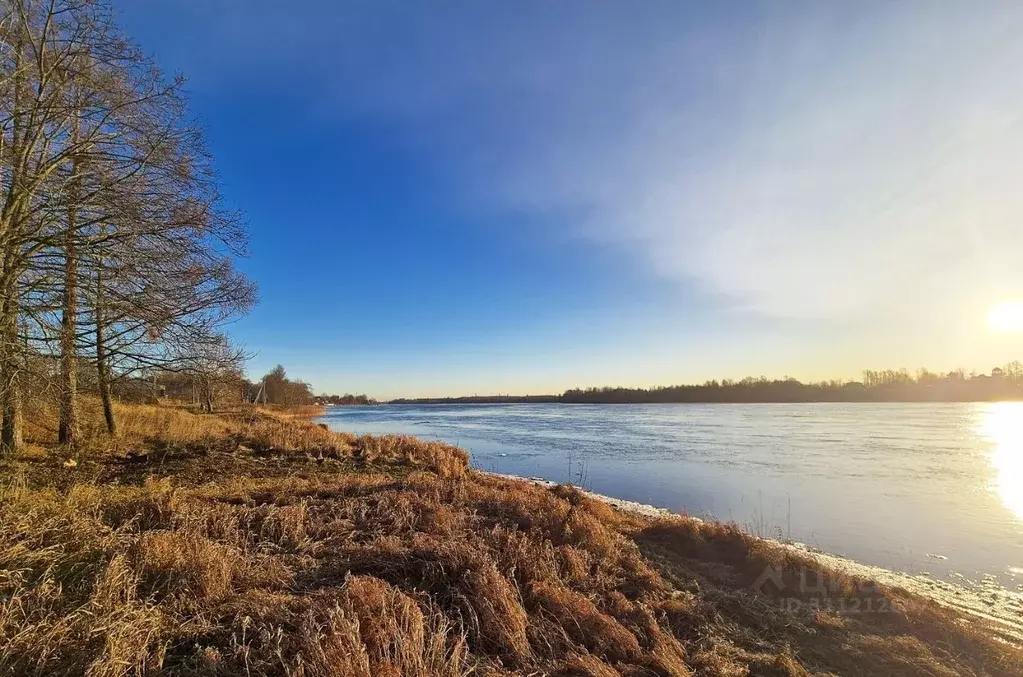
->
xmin=389 ymin=394 xmax=561 ymax=405
xmin=388 ymin=364 xmax=1023 ymax=404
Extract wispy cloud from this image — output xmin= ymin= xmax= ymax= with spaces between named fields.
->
xmin=134 ymin=1 xmax=1023 ymax=322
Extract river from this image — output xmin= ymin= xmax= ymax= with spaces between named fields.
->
xmin=318 ymin=402 xmax=1023 ymax=591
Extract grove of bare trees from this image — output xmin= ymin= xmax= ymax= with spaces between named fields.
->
xmin=0 ymin=1 xmax=255 ymax=454
xmin=255 ymin=365 xmax=314 ymax=407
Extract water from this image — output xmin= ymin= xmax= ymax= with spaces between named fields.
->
xmin=318 ymin=402 xmax=1023 ymax=589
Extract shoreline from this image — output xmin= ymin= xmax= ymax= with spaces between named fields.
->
xmin=383 ymin=397 xmax=1023 ymax=405
xmin=7 ymin=402 xmax=1022 ymax=674
xmin=488 ymin=470 xmax=1023 ymax=645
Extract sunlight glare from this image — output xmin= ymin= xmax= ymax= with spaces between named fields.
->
xmin=980 ymin=402 xmax=1023 ymax=522
xmin=988 ymin=301 xmax=1023 ymax=332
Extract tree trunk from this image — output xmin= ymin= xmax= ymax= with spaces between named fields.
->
xmin=58 ymin=137 xmax=81 ymax=446
xmin=1 ymin=9 xmax=26 ymax=458
xmin=95 ymin=256 xmax=116 ymax=435
xmin=1 ymin=273 xmax=23 ymax=456
xmin=1 ymin=375 xmax=23 ymax=456
xmin=58 ymin=239 xmax=79 ymax=445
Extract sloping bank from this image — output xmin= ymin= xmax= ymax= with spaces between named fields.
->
xmin=491 ymin=472 xmax=1023 ymax=648
xmin=0 ymin=403 xmax=1020 ymax=676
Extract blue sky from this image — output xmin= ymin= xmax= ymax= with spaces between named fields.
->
xmin=114 ymin=2 xmax=1023 ymax=398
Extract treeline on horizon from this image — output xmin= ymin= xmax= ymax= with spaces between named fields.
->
xmin=389 ymin=363 xmax=1023 ymax=404
xmin=125 ymin=365 xmax=316 ymax=410
xmin=390 ymin=394 xmax=560 ymax=405
xmin=317 ymin=393 xmax=377 ymax=406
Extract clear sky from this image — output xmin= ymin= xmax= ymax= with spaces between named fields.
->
xmin=113 ymin=1 xmax=1023 ymax=399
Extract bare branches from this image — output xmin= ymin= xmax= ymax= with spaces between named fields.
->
xmin=0 ymin=0 xmax=255 ymax=449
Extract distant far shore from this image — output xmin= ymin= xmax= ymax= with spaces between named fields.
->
xmin=388 ymin=395 xmax=1023 ymax=405
xmin=386 ymin=365 xmax=1023 ymax=405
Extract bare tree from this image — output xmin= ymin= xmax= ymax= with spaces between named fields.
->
xmin=178 ymin=334 xmax=249 ymax=413
xmin=0 ymin=0 xmax=255 ymax=451
xmin=261 ymin=364 xmax=314 ymax=406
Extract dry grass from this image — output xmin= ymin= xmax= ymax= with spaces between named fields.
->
xmin=0 ymin=402 xmax=1020 ymax=676
xmin=23 ymin=397 xmax=237 ymax=451
xmin=13 ymin=398 xmax=467 ymax=489
xmin=255 ymin=404 xmax=327 ymax=418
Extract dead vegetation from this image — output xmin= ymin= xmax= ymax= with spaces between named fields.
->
xmin=1 ymin=402 xmax=1020 ymax=676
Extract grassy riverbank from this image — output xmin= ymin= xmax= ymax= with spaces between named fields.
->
xmin=1 ymin=402 xmax=1020 ymax=676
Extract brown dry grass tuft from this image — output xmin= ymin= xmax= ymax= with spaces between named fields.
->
xmin=132 ymin=530 xmax=239 ymax=601
xmin=529 ymin=581 xmax=641 ymax=662
xmin=0 ymin=401 xmax=1020 ymax=676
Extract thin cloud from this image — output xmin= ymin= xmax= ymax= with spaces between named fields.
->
xmin=130 ymin=1 xmax=1023 ymax=321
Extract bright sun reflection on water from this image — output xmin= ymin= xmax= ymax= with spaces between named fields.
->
xmin=981 ymin=402 xmax=1023 ymax=521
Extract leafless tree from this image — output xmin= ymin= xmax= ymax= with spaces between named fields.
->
xmin=178 ymin=334 xmax=249 ymax=413
xmin=0 ymin=0 xmax=255 ymax=453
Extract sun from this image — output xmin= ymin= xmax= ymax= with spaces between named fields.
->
xmin=989 ymin=301 xmax=1023 ymax=332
